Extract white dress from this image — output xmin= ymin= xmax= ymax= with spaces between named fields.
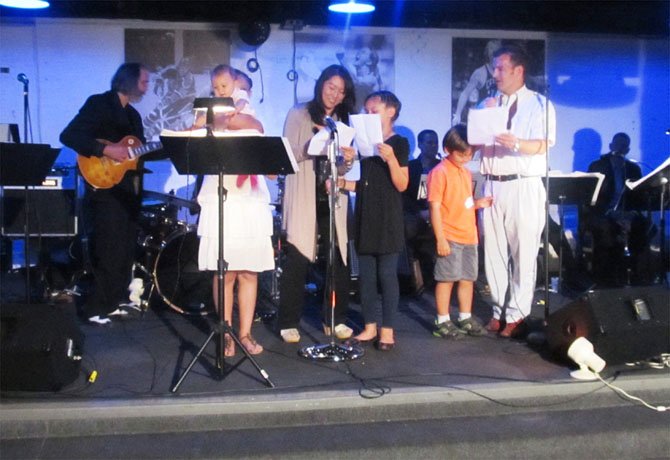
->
xmin=197 ymin=173 xmax=274 ymax=272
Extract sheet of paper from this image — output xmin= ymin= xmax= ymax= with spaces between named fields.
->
xmin=466 ymin=106 xmax=507 ymax=146
xmin=281 ymin=137 xmax=300 ymax=173
xmin=350 ymin=113 xmax=383 ymax=157
xmin=626 ymin=156 xmax=670 ymax=190
xmin=307 ymin=122 xmax=356 ymax=156
xmin=547 ymin=170 xmax=605 ymax=206
xmin=159 ymin=128 xmax=262 ymax=137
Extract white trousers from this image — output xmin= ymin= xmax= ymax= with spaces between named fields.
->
xmin=482 ymin=177 xmax=546 ymax=322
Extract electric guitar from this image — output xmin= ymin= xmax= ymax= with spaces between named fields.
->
xmin=77 ymin=136 xmax=162 ymax=189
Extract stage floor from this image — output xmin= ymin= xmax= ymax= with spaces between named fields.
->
xmin=1 ymin=278 xmax=669 ymax=458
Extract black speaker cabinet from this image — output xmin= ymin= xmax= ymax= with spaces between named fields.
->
xmin=546 ymin=286 xmax=670 ymax=366
xmin=1 ymin=188 xmax=77 ymax=237
xmin=1 ymin=304 xmax=84 ymax=391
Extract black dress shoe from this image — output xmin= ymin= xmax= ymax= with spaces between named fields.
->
xmin=375 ymin=341 xmax=395 ymax=351
xmin=344 ymin=337 xmax=374 ymax=347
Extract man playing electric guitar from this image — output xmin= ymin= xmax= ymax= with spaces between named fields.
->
xmin=61 ymin=63 xmax=150 ymax=325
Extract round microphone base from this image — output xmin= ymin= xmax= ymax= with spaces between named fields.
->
xmin=299 ymin=342 xmax=364 ymax=361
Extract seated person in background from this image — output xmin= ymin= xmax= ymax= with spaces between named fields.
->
xmin=402 ymin=129 xmax=441 ymax=289
xmin=581 ymin=132 xmax=650 ymax=286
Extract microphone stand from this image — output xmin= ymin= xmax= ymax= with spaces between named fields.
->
xmin=542 ymin=85 xmax=552 ymax=321
xmin=299 ymin=127 xmax=363 ymax=361
xmin=21 ymin=77 xmax=32 ymax=302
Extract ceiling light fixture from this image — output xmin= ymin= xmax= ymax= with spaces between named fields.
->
xmin=0 ymin=0 xmax=50 ymax=9
xmin=328 ymin=0 xmax=375 ymax=14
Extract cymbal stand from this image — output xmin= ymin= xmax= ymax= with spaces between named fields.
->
xmin=659 ymin=177 xmax=669 ymax=285
xmin=556 ymin=194 xmax=566 ymax=293
xmin=299 ymin=128 xmax=363 ymax=361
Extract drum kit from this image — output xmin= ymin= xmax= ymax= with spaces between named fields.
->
xmin=133 ymin=190 xmax=211 ymax=315
xmin=134 ymin=189 xmax=282 ymax=317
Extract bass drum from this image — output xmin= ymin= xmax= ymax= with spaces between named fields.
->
xmin=153 ymin=229 xmax=212 ymax=315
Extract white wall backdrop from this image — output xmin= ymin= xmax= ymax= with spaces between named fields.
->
xmin=1 ymin=17 xmax=668 ymax=197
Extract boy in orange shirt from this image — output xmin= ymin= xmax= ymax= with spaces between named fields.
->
xmin=427 ymin=124 xmax=492 ymax=338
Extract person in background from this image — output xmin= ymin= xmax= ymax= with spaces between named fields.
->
xmin=582 ymin=132 xmax=649 ymax=286
xmin=428 ymin=124 xmax=492 ymax=339
xmin=478 ymin=44 xmax=556 ymax=338
xmin=278 ymin=65 xmax=357 ymax=344
xmin=196 ymin=64 xmax=271 ymax=356
xmin=402 ymin=129 xmax=441 ymax=291
xmin=339 ymin=90 xmax=409 ymax=351
xmin=60 ymin=63 xmax=150 ymax=325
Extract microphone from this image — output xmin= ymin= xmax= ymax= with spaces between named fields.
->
xmin=323 ymin=116 xmax=338 ymax=133
xmin=17 ymin=73 xmax=29 ymax=85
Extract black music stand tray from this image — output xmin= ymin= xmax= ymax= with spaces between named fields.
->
xmin=623 ymin=157 xmax=670 ymax=284
xmin=160 ymin=133 xmax=297 ymax=392
xmin=543 ymin=173 xmax=603 ymax=295
xmin=0 ymin=143 xmax=59 ymax=303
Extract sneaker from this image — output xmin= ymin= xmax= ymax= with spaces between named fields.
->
xmin=280 ymin=328 xmax=301 ymax=343
xmin=485 ymin=318 xmax=503 ymax=333
xmin=108 ymin=308 xmax=129 ymax=317
xmin=118 ymin=302 xmax=142 ymax=313
xmin=88 ymin=315 xmax=112 ymax=325
xmin=499 ymin=319 xmax=527 ymax=338
xmin=433 ymin=320 xmax=466 ymax=339
xmin=457 ymin=316 xmax=486 ymax=336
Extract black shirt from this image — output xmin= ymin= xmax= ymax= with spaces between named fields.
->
xmin=354 ymin=134 xmax=410 ymax=254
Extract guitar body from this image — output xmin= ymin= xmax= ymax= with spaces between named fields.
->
xmin=77 ymin=136 xmax=160 ymax=189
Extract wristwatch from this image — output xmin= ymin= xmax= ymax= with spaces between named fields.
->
xmin=513 ymin=139 xmax=521 ymax=152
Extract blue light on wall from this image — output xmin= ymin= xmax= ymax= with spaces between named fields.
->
xmin=0 ymin=0 xmax=50 ymax=8
xmin=328 ymin=1 xmax=375 ymax=14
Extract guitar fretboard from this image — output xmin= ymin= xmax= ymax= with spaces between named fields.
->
xmin=129 ymin=142 xmax=162 ymax=160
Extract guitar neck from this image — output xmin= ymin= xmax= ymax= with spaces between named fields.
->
xmin=129 ymin=142 xmax=162 ymax=160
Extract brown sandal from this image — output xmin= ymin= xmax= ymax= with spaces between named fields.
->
xmin=224 ymin=334 xmax=235 ymax=357
xmin=240 ymin=335 xmax=263 ymax=355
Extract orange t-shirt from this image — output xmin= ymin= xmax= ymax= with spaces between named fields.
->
xmin=427 ymin=158 xmax=477 ymax=245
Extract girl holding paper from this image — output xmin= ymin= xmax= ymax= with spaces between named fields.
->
xmin=339 ymin=90 xmax=409 ymax=350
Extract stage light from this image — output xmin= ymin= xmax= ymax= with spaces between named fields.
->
xmin=328 ymin=0 xmax=375 ymax=14
xmin=0 ymin=0 xmax=50 ymax=9
xmin=567 ymin=337 xmax=606 ymax=380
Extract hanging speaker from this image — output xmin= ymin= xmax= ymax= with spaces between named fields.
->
xmin=546 ymin=286 xmax=670 ymax=365
xmin=239 ymin=21 xmax=270 ymax=47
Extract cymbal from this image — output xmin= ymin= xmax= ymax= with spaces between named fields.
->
xmin=142 ymin=190 xmax=200 ymax=213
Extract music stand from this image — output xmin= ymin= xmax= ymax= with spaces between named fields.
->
xmin=543 ymin=173 xmax=603 ymax=301
xmin=192 ymin=97 xmax=234 ymax=127
xmin=160 ymin=133 xmax=297 ymax=392
xmin=623 ymin=157 xmax=670 ymax=284
xmin=0 ymin=143 xmax=59 ymax=303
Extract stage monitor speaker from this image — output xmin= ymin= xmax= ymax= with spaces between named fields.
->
xmin=1 ymin=188 xmax=77 ymax=237
xmin=546 ymin=286 xmax=669 ymax=366
xmin=0 ymin=303 xmax=84 ymax=391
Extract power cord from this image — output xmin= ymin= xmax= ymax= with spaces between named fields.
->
xmin=596 ymin=368 xmax=669 ymax=412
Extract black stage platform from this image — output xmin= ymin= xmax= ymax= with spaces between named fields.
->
xmin=1 ymin=277 xmax=669 ymax=458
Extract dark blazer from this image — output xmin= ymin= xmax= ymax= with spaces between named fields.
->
xmin=60 ymin=90 xmax=145 ymax=158
xmin=587 ymin=153 xmax=642 ymax=215
xmin=60 ymin=90 xmax=145 ymax=197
